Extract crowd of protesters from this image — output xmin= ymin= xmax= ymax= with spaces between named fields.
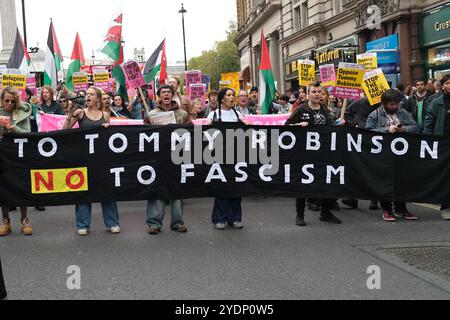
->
xmin=0 ymin=72 xmax=449 ymax=240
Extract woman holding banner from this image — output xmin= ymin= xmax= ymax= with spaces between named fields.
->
xmin=63 ymin=87 xmax=121 ymax=236
xmin=207 ymin=88 xmax=245 ymax=230
xmin=0 ymin=87 xmax=33 ymax=236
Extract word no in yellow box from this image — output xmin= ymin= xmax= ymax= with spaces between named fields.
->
xmin=31 ymin=167 xmax=88 ymax=194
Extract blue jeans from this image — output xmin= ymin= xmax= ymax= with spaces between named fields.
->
xmin=212 ymin=198 xmax=242 ymax=225
xmin=75 ymin=202 xmax=119 ymax=230
xmin=146 ymin=200 xmax=184 ymax=229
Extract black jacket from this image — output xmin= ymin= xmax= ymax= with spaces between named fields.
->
xmin=402 ymin=92 xmax=433 ymax=125
xmin=285 ymin=102 xmax=331 ymax=126
xmin=344 ymin=97 xmax=377 ymax=129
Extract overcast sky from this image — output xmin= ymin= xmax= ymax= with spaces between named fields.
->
xmin=3 ymin=0 xmax=236 ymax=66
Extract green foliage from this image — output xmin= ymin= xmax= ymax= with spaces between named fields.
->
xmin=188 ymin=22 xmax=239 ymax=90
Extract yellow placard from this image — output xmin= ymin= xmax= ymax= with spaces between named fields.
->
xmin=221 ymin=72 xmax=240 ymax=94
xmin=363 ymin=68 xmax=391 ymax=106
xmin=72 ymin=74 xmax=88 ymax=85
xmin=336 ymin=65 xmax=365 ymax=89
xmin=94 ymin=73 xmax=109 ymax=83
xmin=31 ymin=168 xmax=88 ymax=194
xmin=1 ymin=74 xmax=26 ymax=89
xmin=357 ymin=53 xmax=378 ymax=71
xmin=298 ymin=60 xmax=315 ymax=86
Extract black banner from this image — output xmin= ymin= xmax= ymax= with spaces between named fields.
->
xmin=0 ymin=124 xmax=449 ymax=206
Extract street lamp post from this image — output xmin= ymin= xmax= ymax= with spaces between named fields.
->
xmin=179 ymin=3 xmax=188 ymax=71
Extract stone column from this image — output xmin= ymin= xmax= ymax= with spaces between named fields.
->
xmin=0 ymin=0 xmax=18 ymax=64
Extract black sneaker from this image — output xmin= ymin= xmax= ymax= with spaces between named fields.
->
xmin=331 ymin=201 xmax=340 ymax=211
xmin=296 ymin=214 xmax=306 ymax=227
xmin=35 ymin=206 xmax=46 ymax=212
xmin=319 ymin=212 xmax=342 ymax=224
xmin=341 ymin=199 xmax=358 ymax=209
xmin=369 ymin=201 xmax=379 ymax=210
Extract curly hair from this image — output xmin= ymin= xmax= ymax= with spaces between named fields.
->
xmin=1 ymin=86 xmax=21 ymax=110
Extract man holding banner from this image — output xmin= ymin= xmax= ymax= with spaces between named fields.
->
xmin=366 ymin=89 xmax=419 ymax=222
xmin=286 ymin=81 xmax=342 ymax=226
xmin=145 ymin=85 xmax=190 ymax=235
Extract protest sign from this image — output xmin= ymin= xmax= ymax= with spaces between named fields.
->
xmin=219 ymin=80 xmax=232 ymax=91
xmin=185 ymin=70 xmax=202 ymax=96
xmin=319 ymin=64 xmax=336 ymax=94
xmin=362 ymin=68 xmax=391 ymax=106
xmin=1 ymin=125 xmax=449 ymax=206
xmin=123 ymin=61 xmax=146 ymax=90
xmin=202 ymin=74 xmax=211 ymax=92
xmin=221 ymin=72 xmax=240 ymax=94
xmin=93 ymin=70 xmax=111 ymax=93
xmin=149 ymin=111 xmax=176 ymax=125
xmin=357 ymin=53 xmax=378 ymax=71
xmin=335 ymin=63 xmax=365 ymax=100
xmin=72 ymin=72 xmax=89 ymax=93
xmin=26 ymin=75 xmax=37 ymax=97
xmin=298 ymin=60 xmax=315 ymax=86
xmin=189 ymin=83 xmax=207 ymax=104
xmin=1 ymin=69 xmax=27 ymax=100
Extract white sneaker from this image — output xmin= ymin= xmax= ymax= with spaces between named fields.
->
xmin=77 ymin=229 xmax=88 ymax=236
xmin=441 ymin=209 xmax=450 ymax=220
xmin=231 ymin=222 xmax=243 ymax=229
xmin=109 ymin=226 xmax=121 ymax=234
xmin=215 ymin=223 xmax=226 ymax=230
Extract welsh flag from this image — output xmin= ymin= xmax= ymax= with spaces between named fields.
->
xmin=143 ymin=39 xmax=167 ymax=85
xmin=259 ymin=30 xmax=276 ymax=115
xmin=100 ymin=9 xmax=124 ymax=66
xmin=7 ymin=27 xmax=30 ymax=73
xmin=44 ymin=20 xmax=64 ymax=89
xmin=66 ymin=33 xmax=85 ymax=92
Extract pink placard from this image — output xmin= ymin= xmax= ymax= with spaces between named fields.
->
xmin=26 ymin=75 xmax=37 ymax=97
xmin=123 ymin=61 xmax=146 ymax=89
xmin=189 ymin=83 xmax=207 ymax=104
xmin=334 ymin=87 xmax=363 ymax=100
xmin=185 ymin=70 xmax=202 ymax=96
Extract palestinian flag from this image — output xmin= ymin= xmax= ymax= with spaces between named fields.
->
xmin=143 ymin=39 xmax=167 ymax=85
xmin=44 ymin=20 xmax=64 ymax=89
xmin=259 ymin=30 xmax=276 ymax=115
xmin=100 ymin=11 xmax=124 ymax=66
xmin=66 ymin=33 xmax=86 ymax=92
xmin=112 ymin=65 xmax=128 ymax=102
xmin=7 ymin=27 xmax=30 ymax=73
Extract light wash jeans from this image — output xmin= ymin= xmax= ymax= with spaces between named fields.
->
xmin=146 ymin=200 xmax=184 ymax=229
xmin=75 ymin=202 xmax=119 ymax=230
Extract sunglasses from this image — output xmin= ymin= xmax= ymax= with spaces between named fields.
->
xmin=4 ymin=99 xmax=16 ymax=104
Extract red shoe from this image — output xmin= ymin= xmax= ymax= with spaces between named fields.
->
xmin=382 ymin=211 xmax=396 ymax=222
xmin=400 ymin=210 xmax=418 ymax=221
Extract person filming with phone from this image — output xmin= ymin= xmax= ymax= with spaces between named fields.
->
xmin=366 ymin=89 xmax=419 ymax=222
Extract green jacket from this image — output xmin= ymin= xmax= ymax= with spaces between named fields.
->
xmin=423 ymin=95 xmax=446 ymax=136
xmin=0 ymin=103 xmax=31 ymax=133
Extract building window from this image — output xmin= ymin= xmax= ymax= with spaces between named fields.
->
xmin=293 ymin=0 xmax=308 ymax=31
xmin=333 ymin=0 xmax=341 ymax=15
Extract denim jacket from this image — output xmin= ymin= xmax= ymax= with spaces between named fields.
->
xmin=366 ymin=107 xmax=418 ymax=134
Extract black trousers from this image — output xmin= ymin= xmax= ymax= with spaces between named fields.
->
xmin=296 ymin=199 xmax=333 ymax=216
xmin=380 ymin=202 xmax=406 ymax=213
xmin=0 ymin=258 xmax=6 ymax=300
